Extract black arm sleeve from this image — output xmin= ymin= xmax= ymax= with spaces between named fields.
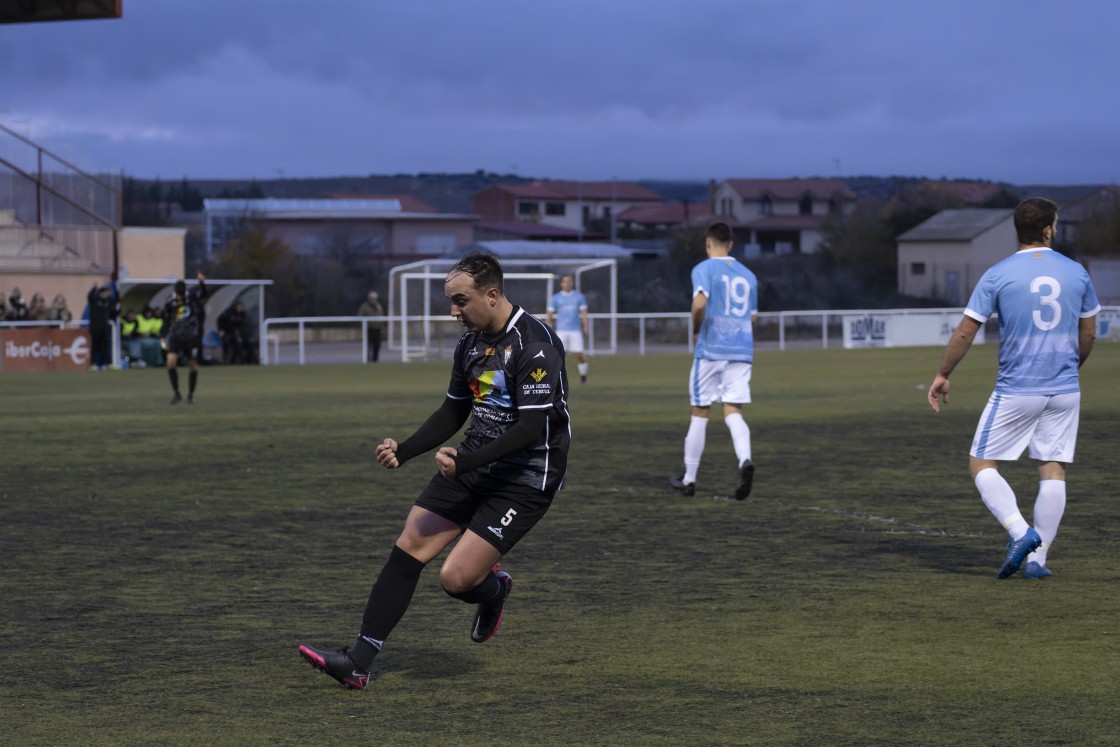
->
xmin=453 ymin=409 xmax=547 ymax=475
xmin=394 ymin=396 xmax=472 ymax=465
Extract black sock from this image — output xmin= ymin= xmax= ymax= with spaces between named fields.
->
xmin=169 ymin=368 xmax=179 ymax=392
xmin=188 ymin=370 xmax=198 ymax=395
xmin=352 ymin=545 xmax=426 ymax=669
xmin=444 ymin=570 xmax=505 ymax=604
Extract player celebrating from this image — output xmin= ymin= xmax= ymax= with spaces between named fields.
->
xmin=299 ymin=252 xmax=572 ymax=690
xmin=546 ymin=274 xmax=590 ymax=384
xmin=160 ymin=272 xmax=207 ymax=405
xmin=928 ymin=197 xmax=1099 ymax=580
xmin=669 ymin=222 xmax=758 ymax=500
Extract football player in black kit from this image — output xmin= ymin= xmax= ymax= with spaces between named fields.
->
xmin=300 ymin=252 xmax=572 ymax=690
xmin=160 ymin=271 xmax=207 ymax=405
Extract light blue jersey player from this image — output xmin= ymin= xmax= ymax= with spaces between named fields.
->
xmin=546 ymin=275 xmax=590 ymax=384
xmin=929 ymin=198 xmax=1100 ymax=580
xmin=669 ymin=222 xmax=760 ymax=501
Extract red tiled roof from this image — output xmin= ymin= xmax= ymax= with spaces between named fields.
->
xmin=325 ymin=193 xmax=440 ymax=213
xmin=725 ymin=178 xmax=856 ymax=201
xmin=617 ymin=202 xmax=712 ymax=225
xmin=490 ymin=180 xmax=663 ymax=202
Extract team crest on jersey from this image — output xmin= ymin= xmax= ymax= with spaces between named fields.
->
xmin=530 ymin=367 xmax=547 ymax=382
xmin=504 ymin=345 xmax=513 ymax=364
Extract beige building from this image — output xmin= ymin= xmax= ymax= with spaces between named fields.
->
xmin=896 ymin=209 xmax=1016 ymax=305
xmin=1 ymin=217 xmax=183 ymax=320
xmin=471 ymin=180 xmax=664 ymax=239
xmin=204 ymin=197 xmax=476 ymax=261
xmin=709 ymin=178 xmax=857 ymax=255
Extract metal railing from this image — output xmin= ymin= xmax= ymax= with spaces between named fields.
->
xmin=258 ymin=307 xmax=1120 ymax=365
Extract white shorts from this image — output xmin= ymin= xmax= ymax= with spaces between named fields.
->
xmin=557 ymin=329 xmax=585 ymax=354
xmin=970 ymin=391 xmax=1080 ymax=463
xmin=689 ymin=359 xmax=752 ymax=408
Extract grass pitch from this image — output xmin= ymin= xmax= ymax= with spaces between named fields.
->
xmin=1 ymin=346 xmax=1117 ymax=746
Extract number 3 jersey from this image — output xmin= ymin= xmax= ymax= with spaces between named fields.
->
xmin=448 ymin=306 xmax=571 ymax=493
xmin=692 ymin=256 xmax=759 ymax=362
xmin=965 ymin=248 xmax=1100 ymax=396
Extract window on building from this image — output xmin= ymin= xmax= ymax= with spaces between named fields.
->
xmin=759 ymin=196 xmax=773 ymax=215
xmin=799 ymin=195 xmax=813 ymax=215
xmin=518 ymin=201 xmax=539 ymax=217
xmin=545 ymin=202 xmax=565 ymax=216
xmin=911 ymin=262 xmax=926 ymax=275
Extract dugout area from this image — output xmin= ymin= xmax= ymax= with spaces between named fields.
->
xmin=115 ymin=278 xmax=271 ymax=366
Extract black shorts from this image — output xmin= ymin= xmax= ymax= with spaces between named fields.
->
xmin=415 ymin=470 xmax=555 ymax=554
xmin=168 ymin=336 xmax=201 ymax=361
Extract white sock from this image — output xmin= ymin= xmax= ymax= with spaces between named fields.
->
xmin=724 ymin=412 xmax=751 ymax=467
xmin=683 ymin=416 xmax=707 ymax=484
xmin=578 ymin=362 xmax=588 ymax=378
xmin=974 ymin=468 xmax=1029 ymax=538
xmin=1027 ymin=480 xmax=1066 ymax=566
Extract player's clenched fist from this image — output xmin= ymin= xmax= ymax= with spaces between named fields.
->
xmin=376 ymin=438 xmax=400 ymax=468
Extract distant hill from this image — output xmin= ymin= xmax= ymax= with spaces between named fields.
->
xmin=128 ymin=172 xmax=1110 ymax=217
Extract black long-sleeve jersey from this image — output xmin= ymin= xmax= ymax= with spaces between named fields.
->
xmin=447 ymin=306 xmax=571 ymax=493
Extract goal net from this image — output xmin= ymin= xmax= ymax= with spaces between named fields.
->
xmin=388 ymin=257 xmax=617 ymax=361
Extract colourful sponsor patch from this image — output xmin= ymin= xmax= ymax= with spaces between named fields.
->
xmin=470 ymin=369 xmax=512 ymax=407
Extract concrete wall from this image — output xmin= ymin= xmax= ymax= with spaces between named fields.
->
xmin=1 ymin=226 xmax=184 ymax=320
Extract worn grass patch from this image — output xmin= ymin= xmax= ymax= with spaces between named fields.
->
xmin=1 ymin=348 xmax=1117 ymax=746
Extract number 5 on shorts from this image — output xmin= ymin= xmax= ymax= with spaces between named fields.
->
xmin=501 ymin=508 xmax=518 ymax=527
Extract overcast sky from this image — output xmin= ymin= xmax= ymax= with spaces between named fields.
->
xmin=2 ymin=1 xmax=1118 ymax=185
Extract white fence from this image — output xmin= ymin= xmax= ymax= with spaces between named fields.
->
xmin=259 ymin=307 xmax=1120 ymax=365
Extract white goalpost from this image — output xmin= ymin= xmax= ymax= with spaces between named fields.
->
xmin=388 ymin=257 xmax=618 ymax=362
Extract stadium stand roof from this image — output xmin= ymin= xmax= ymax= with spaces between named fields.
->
xmin=0 ymin=0 xmax=121 ymax=24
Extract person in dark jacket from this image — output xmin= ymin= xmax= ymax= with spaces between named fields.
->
xmin=87 ymin=281 xmax=119 ymax=370
xmin=217 ymin=301 xmax=248 ymax=364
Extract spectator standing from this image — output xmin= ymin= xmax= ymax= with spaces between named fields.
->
xmin=217 ymin=301 xmax=248 ymax=364
xmin=27 ymin=292 xmax=50 ymax=321
xmin=49 ymin=294 xmax=73 ymax=323
xmin=86 ymin=281 xmax=119 ymax=370
xmin=6 ymin=287 xmax=28 ymax=321
xmin=357 ymin=290 xmax=387 ymax=362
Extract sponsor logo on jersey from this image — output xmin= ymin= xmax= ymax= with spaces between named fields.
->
xmin=488 ymin=525 xmax=504 ymax=539
xmin=470 ymin=370 xmax=512 ymax=407
xmin=530 ymin=367 xmax=547 ymax=382
xmin=485 ymin=347 xmax=496 ymax=356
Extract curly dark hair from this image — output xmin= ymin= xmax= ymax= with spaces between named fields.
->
xmin=1014 ymin=197 xmax=1059 ymax=246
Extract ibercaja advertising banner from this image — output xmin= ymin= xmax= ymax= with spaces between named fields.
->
xmin=0 ymin=327 xmax=92 ymax=373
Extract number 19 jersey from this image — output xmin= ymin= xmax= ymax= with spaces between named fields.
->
xmin=692 ymin=256 xmax=758 ymax=362
xmin=965 ymin=248 xmax=1100 ymax=396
